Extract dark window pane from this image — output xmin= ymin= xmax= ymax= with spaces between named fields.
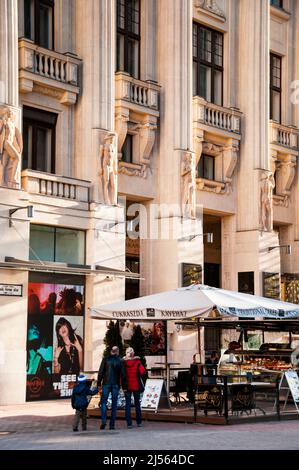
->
xmin=193 ymin=23 xmax=223 ymax=104
xmin=270 ymin=0 xmax=283 ymax=8
xmin=24 ymin=0 xmax=33 ymax=39
xmin=270 ymin=54 xmax=281 ymax=122
xmin=198 ymin=155 xmax=214 ymax=180
xmin=117 ymin=33 xmax=125 ymax=71
xmin=22 ymin=123 xmax=32 ymax=170
xmin=117 ymin=0 xmax=126 ymax=29
xmin=55 ymin=228 xmax=85 ymax=265
xmin=199 ymin=65 xmax=211 ymax=101
xmin=36 ymin=127 xmax=51 ymax=172
xmin=23 ymin=106 xmax=57 ymax=173
xmin=116 ymin=0 xmax=140 ymax=77
xmin=29 ymin=225 xmax=85 ymax=264
xmin=38 ymin=3 xmax=53 ymax=48
xmin=127 ymin=38 xmax=139 ymax=77
xmin=29 ymin=225 xmax=55 ymax=262
xmin=122 ymin=134 xmax=133 ymax=163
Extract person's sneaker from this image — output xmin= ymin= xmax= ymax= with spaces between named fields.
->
xmin=137 ymin=423 xmax=143 ymax=427
xmin=73 ymin=428 xmax=78 ymax=432
xmin=100 ymin=423 xmax=106 ymax=430
xmin=127 ymin=425 xmax=133 ymax=429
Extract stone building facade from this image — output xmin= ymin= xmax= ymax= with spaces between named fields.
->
xmin=0 ymin=0 xmax=299 ymax=404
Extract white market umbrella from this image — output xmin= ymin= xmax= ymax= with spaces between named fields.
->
xmin=89 ymin=284 xmax=299 ymax=321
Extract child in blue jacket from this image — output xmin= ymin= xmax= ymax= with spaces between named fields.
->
xmin=71 ymin=374 xmax=98 ymax=432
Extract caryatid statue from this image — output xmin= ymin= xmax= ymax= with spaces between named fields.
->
xmin=260 ymin=172 xmax=275 ymax=232
xmin=181 ymin=152 xmax=196 ymax=219
xmin=99 ymin=133 xmax=118 ymax=206
xmin=0 ymin=106 xmax=23 ymax=189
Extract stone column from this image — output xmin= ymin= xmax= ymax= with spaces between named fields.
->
xmin=74 ymin=0 xmax=116 ymax=191
xmin=145 ymin=0 xmax=202 ymax=296
xmin=74 ymin=1 xmax=124 ymax=374
xmin=235 ymin=0 xmax=280 ymax=295
xmin=0 ymin=0 xmax=22 ymax=190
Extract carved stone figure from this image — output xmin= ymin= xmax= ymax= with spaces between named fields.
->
xmin=0 ymin=106 xmax=23 ymax=188
xmin=260 ymin=172 xmax=275 ymax=232
xmin=181 ymin=152 xmax=196 ymax=219
xmin=99 ymin=133 xmax=118 ymax=205
xmin=195 ymin=0 xmax=226 ymax=18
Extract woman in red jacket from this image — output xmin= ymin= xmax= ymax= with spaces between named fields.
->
xmin=123 ymin=347 xmax=146 ymax=428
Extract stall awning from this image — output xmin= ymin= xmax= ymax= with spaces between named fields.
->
xmin=1 ymin=257 xmax=141 ymax=279
xmin=90 ymin=284 xmax=299 ymax=320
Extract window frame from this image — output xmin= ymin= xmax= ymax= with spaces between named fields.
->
xmin=197 ymin=154 xmax=215 ymax=181
xmin=24 ymin=0 xmax=55 ymax=50
xmin=193 ymin=22 xmax=224 ymax=105
xmin=29 ymin=224 xmax=86 ymax=265
xmin=270 ymin=53 xmax=282 ymax=123
xmin=116 ymin=0 xmax=141 ymax=79
xmin=22 ymin=106 xmax=57 ymax=174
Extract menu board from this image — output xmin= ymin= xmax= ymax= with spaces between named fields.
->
xmin=141 ymin=379 xmax=164 ymax=410
xmin=285 ymin=370 xmax=299 ymax=403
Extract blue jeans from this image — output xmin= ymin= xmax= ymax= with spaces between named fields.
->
xmin=125 ymin=391 xmax=142 ymax=426
xmin=100 ymin=384 xmax=119 ymax=428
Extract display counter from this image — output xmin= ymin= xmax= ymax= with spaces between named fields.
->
xmin=218 ymin=346 xmax=297 ymax=382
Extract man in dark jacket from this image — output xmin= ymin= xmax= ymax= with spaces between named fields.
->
xmin=71 ymin=373 xmax=98 ymax=432
xmin=97 ymin=346 xmax=126 ymax=430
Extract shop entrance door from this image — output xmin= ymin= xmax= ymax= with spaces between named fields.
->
xmin=204 ymin=263 xmax=220 ymax=288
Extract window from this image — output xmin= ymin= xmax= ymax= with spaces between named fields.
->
xmin=117 ymin=0 xmax=140 ymax=78
xmin=193 ymin=23 xmax=223 ymax=105
xmin=270 ymin=0 xmax=283 ymax=8
xmin=22 ymin=106 xmax=57 ymax=173
xmin=30 ymin=225 xmax=85 ymax=265
xmin=125 ymin=257 xmax=140 ymax=300
xmin=270 ymin=53 xmax=281 ymax=123
xmin=24 ymin=0 xmax=54 ymax=49
xmin=197 ymin=154 xmax=215 ymax=180
xmin=122 ymin=134 xmax=133 ymax=163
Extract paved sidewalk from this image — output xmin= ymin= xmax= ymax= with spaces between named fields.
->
xmin=0 ymin=400 xmax=299 ymax=450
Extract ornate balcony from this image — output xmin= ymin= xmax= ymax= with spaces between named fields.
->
xmin=193 ymin=96 xmax=242 ymax=137
xmin=115 ymin=72 xmax=160 ymax=178
xmin=18 ymin=38 xmax=81 ymax=105
xmin=115 ymin=72 xmax=160 ymax=115
xmin=21 ymin=170 xmax=91 ymax=210
xmin=269 ymin=121 xmax=299 ymax=152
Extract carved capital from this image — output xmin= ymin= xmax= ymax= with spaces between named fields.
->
xmin=193 ymin=129 xmax=204 ymax=165
xmin=138 ymin=121 xmax=157 ymax=166
xmin=223 ymin=141 xmax=239 ymax=184
xmin=279 ymin=156 xmax=297 ymax=196
xmin=115 ymin=110 xmax=129 ymax=160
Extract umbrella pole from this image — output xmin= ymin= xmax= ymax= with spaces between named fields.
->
xmin=197 ymin=319 xmax=201 ymax=363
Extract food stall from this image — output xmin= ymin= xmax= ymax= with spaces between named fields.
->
xmin=89 ymin=284 xmax=299 ymax=423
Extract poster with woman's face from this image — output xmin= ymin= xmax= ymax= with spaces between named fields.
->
xmin=27 ymin=281 xmax=84 ymax=401
xmin=52 ymin=315 xmax=84 ymax=398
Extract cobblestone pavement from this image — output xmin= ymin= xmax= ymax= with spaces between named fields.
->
xmin=0 ymin=401 xmax=299 ymax=450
